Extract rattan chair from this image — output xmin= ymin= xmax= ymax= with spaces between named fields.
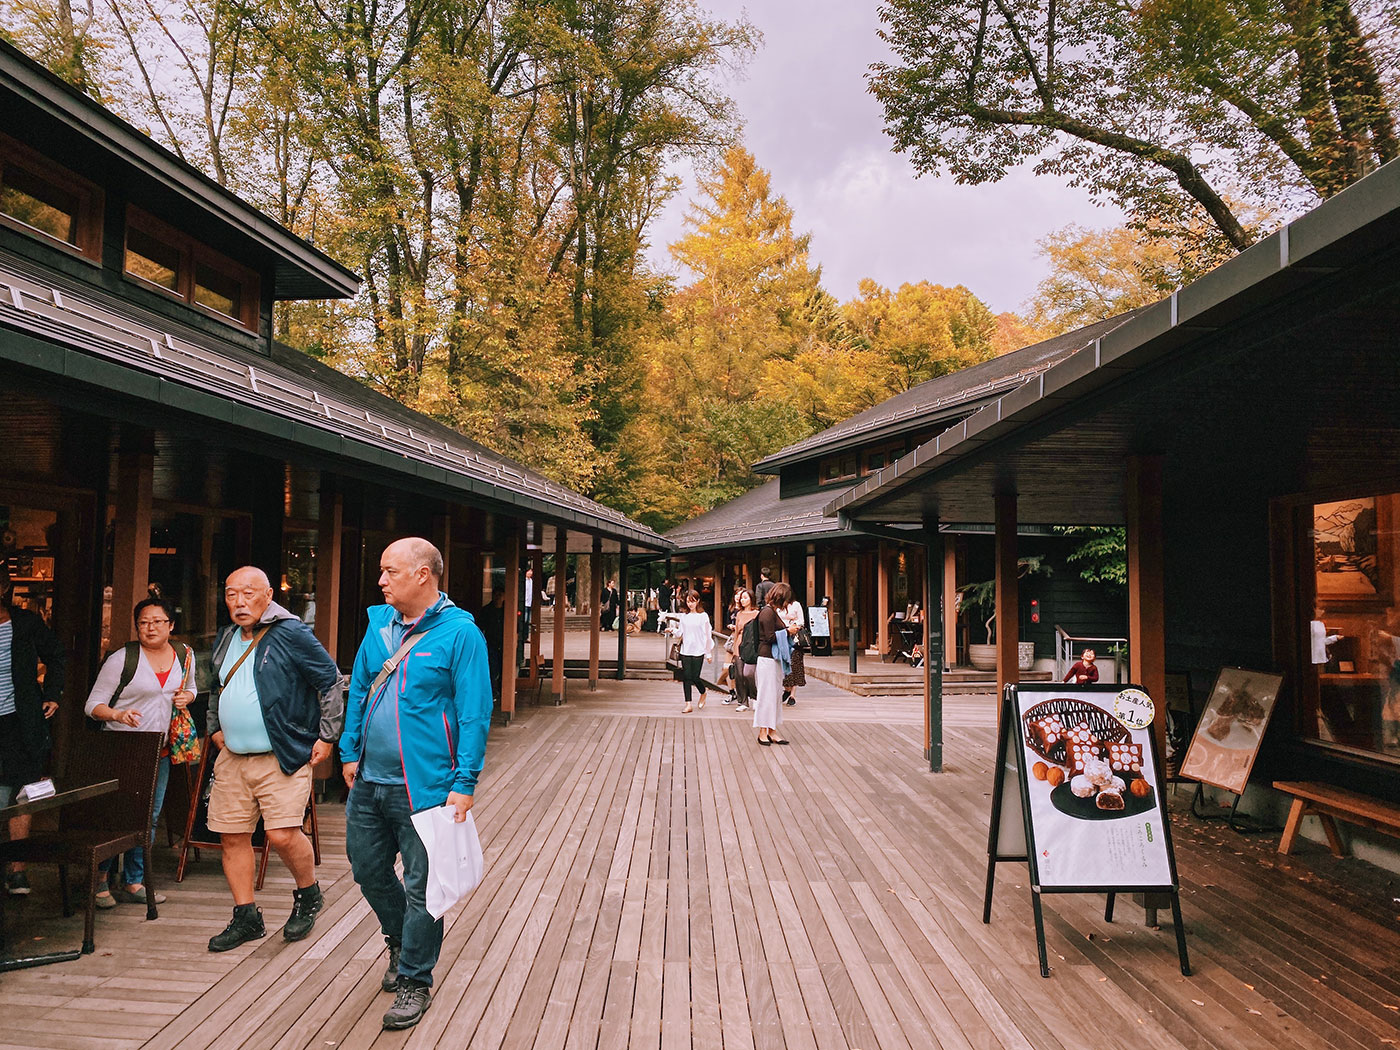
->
xmin=0 ymin=731 xmax=163 ymax=952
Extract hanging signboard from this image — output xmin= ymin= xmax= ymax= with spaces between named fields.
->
xmin=983 ymin=682 xmax=1190 ymax=977
xmin=1179 ymin=667 xmax=1283 ymax=796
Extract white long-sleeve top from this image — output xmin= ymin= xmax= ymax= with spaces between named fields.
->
xmin=779 ymin=601 xmax=805 ymax=630
xmin=84 ymin=644 xmax=195 ymax=732
xmin=1309 ymin=620 xmax=1341 ymax=664
xmin=670 ymin=611 xmax=714 ymax=657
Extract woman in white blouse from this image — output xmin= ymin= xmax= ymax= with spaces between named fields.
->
xmin=668 ymin=590 xmax=713 ymax=713
xmin=83 ymin=597 xmax=196 ymax=908
xmin=779 ymin=594 xmax=806 ymax=705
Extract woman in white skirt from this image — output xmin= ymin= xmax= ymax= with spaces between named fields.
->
xmin=754 ymin=582 xmax=794 ymax=745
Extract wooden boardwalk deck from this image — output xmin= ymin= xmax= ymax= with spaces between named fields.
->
xmin=2 ymin=678 xmax=1399 ymax=1050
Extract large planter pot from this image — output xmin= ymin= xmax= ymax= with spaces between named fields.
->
xmin=1018 ymin=641 xmax=1035 ymax=672
xmin=968 ymin=642 xmax=1036 ymax=671
xmin=968 ymin=643 xmax=997 ymax=671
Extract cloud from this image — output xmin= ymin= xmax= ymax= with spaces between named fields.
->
xmin=646 ymin=0 xmax=1124 ymax=313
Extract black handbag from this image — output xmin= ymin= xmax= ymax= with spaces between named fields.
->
xmin=795 ymin=626 xmax=814 ymax=652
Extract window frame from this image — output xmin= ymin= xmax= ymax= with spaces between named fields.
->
xmin=0 ymin=131 xmax=104 ymax=263
xmin=123 ymin=204 xmax=260 ymax=332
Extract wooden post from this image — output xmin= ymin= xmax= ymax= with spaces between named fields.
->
xmin=616 ymin=544 xmax=630 ymax=680
xmin=995 ymin=492 xmax=1019 ymax=703
xmin=877 ymin=542 xmax=891 ymax=659
xmin=589 ymin=535 xmax=602 ymax=690
xmin=464 ymin=548 xmax=485 ymax=611
xmin=553 ymin=528 xmax=568 ymax=704
xmin=109 ymin=439 xmax=154 ymax=647
xmin=924 ymin=518 xmax=944 ymax=771
xmin=432 ymin=512 xmax=452 ymax=593
xmin=943 ymin=536 xmax=957 ymax=670
xmin=806 ymin=551 xmax=816 ymax=608
xmin=823 ymin=555 xmax=835 ymax=609
xmin=530 ymin=546 xmax=544 ymax=682
xmin=1127 ymin=456 xmax=1167 ymax=751
xmin=313 ymin=480 xmax=343 ymax=662
xmin=501 ymin=526 xmax=520 ymax=722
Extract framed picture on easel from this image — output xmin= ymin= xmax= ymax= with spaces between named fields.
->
xmin=1179 ymin=667 xmax=1284 ymax=797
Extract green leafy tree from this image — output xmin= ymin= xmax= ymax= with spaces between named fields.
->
xmin=869 ymin=0 xmax=1400 ymax=267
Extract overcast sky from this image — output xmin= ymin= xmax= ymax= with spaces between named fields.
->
xmin=644 ymin=0 xmax=1123 ymax=315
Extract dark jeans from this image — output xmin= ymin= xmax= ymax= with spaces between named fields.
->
xmin=346 ymin=779 xmax=442 ymax=987
xmin=679 ymin=654 xmax=707 ymax=704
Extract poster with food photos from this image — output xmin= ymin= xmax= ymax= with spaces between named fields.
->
xmin=1178 ymin=668 xmax=1283 ymax=796
xmin=1014 ymin=685 xmax=1175 ymax=890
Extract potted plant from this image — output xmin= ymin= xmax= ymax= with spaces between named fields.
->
xmin=957 ymin=558 xmax=1050 ymax=671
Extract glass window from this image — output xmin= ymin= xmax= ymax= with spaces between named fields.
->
xmin=0 ymin=164 xmax=79 ymax=244
xmin=194 ymin=261 xmax=242 ymax=318
xmin=1304 ymin=490 xmax=1400 ymax=758
xmin=125 ymin=225 xmax=182 ymax=291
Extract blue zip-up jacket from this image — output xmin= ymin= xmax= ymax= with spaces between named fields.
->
xmin=208 ymin=602 xmax=344 ymax=776
xmin=339 ymin=597 xmax=492 ymax=811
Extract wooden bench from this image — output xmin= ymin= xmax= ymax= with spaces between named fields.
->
xmin=1273 ymin=780 xmax=1400 ymax=857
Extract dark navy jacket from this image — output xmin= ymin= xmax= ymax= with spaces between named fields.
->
xmin=0 ymin=606 xmax=65 ymax=784
xmin=207 ymin=602 xmax=343 ymax=775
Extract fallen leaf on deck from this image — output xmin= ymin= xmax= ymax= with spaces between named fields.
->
xmin=1192 ymin=1000 xmax=1205 ymax=1006
xmin=1248 ymin=1009 xmax=1262 ymax=1015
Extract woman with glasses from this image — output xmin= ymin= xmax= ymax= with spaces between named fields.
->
xmin=83 ymin=597 xmax=196 ymax=908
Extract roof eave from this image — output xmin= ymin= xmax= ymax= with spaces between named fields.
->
xmin=828 ymin=159 xmax=1400 ymax=521
xmin=0 ymin=42 xmax=360 ymax=300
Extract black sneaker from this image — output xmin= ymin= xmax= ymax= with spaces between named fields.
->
xmin=382 ymin=977 xmax=432 ymax=1029
xmin=283 ymin=882 xmax=324 ymax=942
xmin=208 ymin=904 xmax=265 ymax=951
xmin=381 ymin=938 xmax=402 ymax=992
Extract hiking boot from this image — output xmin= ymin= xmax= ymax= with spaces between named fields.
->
xmin=208 ymin=904 xmax=265 ymax=951
xmin=382 ymin=977 xmax=432 ymax=1029
xmin=6 ymin=872 xmax=31 ymax=896
xmin=283 ymin=882 xmax=324 ymax=942
xmin=381 ymin=938 xmax=402 ymax=992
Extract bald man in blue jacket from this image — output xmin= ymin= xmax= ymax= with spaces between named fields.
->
xmin=340 ymin=537 xmax=492 ymax=1031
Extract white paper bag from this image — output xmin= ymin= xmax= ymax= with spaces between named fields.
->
xmin=409 ymin=805 xmax=485 ymax=919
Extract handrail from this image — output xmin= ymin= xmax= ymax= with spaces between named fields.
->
xmin=1054 ymin=624 xmax=1129 ymax=684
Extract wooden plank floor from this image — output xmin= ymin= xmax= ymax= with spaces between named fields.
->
xmin=3 ymin=677 xmax=1399 ymax=1050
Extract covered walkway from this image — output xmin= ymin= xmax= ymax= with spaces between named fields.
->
xmin=1 ymin=680 xmax=1396 ymax=1050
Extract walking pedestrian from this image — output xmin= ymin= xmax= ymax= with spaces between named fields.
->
xmin=340 ymin=537 xmax=493 ymax=1030
xmin=205 ymin=566 xmax=343 ymax=951
xmin=754 ymin=582 xmax=793 ymax=745
xmin=83 ymin=597 xmax=194 ymax=908
xmin=754 ymin=567 xmax=775 ymax=610
xmin=729 ymin=588 xmax=759 ymax=713
xmin=668 ymin=590 xmax=712 ymax=713
xmin=780 ymin=593 xmax=807 ymax=705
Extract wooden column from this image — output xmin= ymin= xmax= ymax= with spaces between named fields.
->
xmin=924 ymin=518 xmax=944 ymax=771
xmin=500 ymin=526 xmax=520 ymax=722
xmin=589 ymin=536 xmax=602 ymax=690
xmin=995 ymin=492 xmax=1020 ymax=703
xmin=529 ymin=547 xmax=544 ymax=682
xmin=615 ymin=544 xmax=630 ymax=679
xmin=109 ymin=440 xmax=154 ymax=647
xmin=806 ymin=551 xmax=817 ymax=608
xmin=465 ymin=548 xmax=485 ymax=610
xmin=877 ymin=542 xmax=891 ymax=659
xmin=432 ymin=512 xmax=452 ymax=593
xmin=823 ymin=555 xmax=835 ymax=608
xmin=553 ymin=529 xmax=568 ymax=704
xmin=1127 ymin=456 xmax=1167 ymax=750
xmin=943 ymin=536 xmax=957 ymax=670
xmin=313 ymin=480 xmax=343 ymax=662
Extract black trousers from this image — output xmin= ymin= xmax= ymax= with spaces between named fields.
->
xmin=679 ymin=654 xmax=707 ymax=704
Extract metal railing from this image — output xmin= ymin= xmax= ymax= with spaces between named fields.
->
xmin=1054 ymin=625 xmax=1128 ymax=684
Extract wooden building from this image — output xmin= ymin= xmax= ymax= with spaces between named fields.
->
xmin=665 ymin=320 xmax=1128 ymax=667
xmin=0 ymin=39 xmax=668 ymax=769
xmin=831 ymin=149 xmax=1400 ymax=846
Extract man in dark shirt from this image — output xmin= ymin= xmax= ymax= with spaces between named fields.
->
xmin=754 ymin=568 xmax=776 ymax=610
xmin=0 ymin=566 xmax=64 ymax=896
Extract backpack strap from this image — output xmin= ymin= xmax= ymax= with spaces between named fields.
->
xmin=109 ymin=641 xmax=141 ymax=707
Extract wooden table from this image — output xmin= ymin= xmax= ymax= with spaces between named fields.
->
xmin=0 ymin=778 xmax=118 ymax=972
